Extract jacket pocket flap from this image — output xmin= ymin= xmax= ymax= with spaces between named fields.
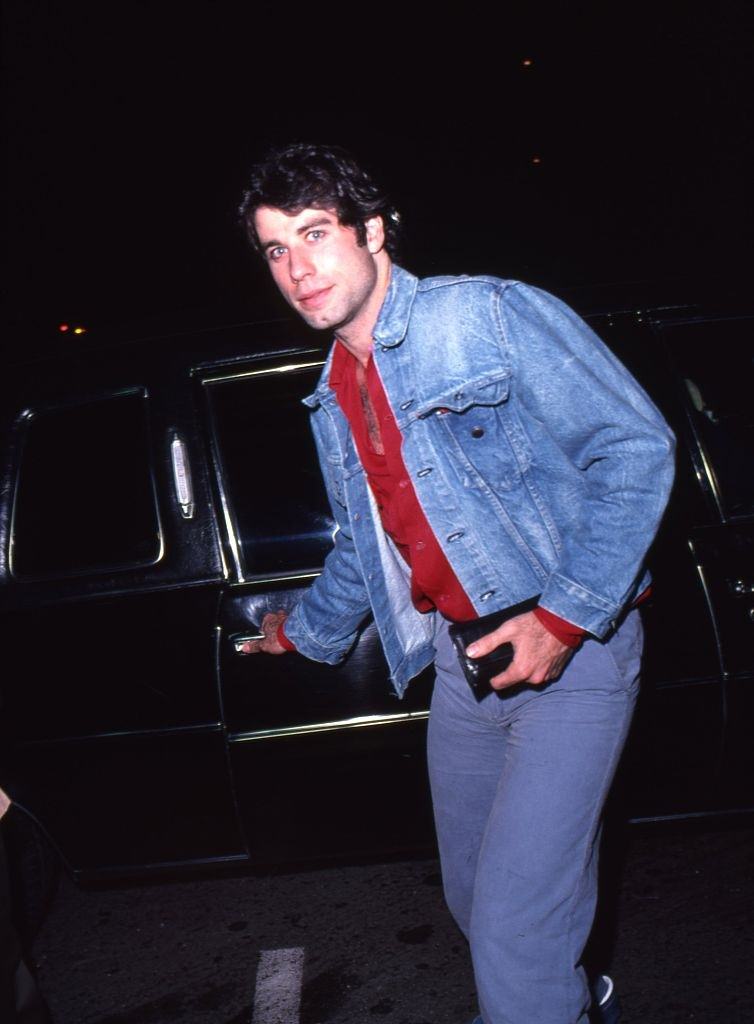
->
xmin=413 ymin=371 xmax=510 ymax=418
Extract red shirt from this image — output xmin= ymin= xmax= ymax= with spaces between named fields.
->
xmin=330 ymin=342 xmax=479 ymax=622
xmin=329 ymin=343 xmax=585 ymax=645
xmin=279 ymin=341 xmax=652 ymax=652
xmin=280 ymin=341 xmax=588 ymax=650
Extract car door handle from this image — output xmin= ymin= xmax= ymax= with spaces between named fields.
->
xmin=170 ymin=432 xmax=195 ymax=519
xmin=229 ymin=631 xmax=265 ymax=653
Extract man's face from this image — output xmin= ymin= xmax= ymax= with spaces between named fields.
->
xmin=253 ymin=206 xmax=385 ymax=333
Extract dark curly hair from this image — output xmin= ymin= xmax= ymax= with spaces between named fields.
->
xmin=239 ymin=142 xmax=402 ymax=259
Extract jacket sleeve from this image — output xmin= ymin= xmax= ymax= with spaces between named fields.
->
xmin=499 ymin=282 xmax=676 ymax=636
xmin=281 ymin=412 xmax=372 ymax=664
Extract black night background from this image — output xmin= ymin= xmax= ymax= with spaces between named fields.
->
xmin=2 ymin=3 xmax=752 ymax=357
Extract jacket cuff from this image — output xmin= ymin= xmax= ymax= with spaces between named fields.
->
xmin=281 ymin=605 xmax=354 ymax=666
xmin=539 ymin=572 xmax=624 ymax=639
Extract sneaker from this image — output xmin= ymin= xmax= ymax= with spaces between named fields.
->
xmin=469 ymin=975 xmax=619 ymax=1024
xmin=591 ymin=973 xmax=620 ymax=1024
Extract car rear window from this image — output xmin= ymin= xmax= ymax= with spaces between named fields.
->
xmin=11 ymin=389 xmax=162 ymax=578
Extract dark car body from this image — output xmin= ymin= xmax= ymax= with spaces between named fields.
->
xmin=1 ymin=288 xmax=752 ymax=882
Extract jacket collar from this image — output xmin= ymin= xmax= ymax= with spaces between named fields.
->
xmin=305 ymin=263 xmax=418 ymax=408
xmin=373 ymin=264 xmax=418 ymax=348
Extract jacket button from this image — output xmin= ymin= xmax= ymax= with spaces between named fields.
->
xmin=447 ymin=531 xmax=464 ymax=542
xmin=479 ymin=590 xmax=496 ymax=602
xmin=417 ymin=467 xmax=433 ymax=477
xmin=471 ymin=426 xmax=485 ymax=438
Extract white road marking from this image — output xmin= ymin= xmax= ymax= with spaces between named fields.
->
xmin=251 ymin=947 xmax=305 ymax=1024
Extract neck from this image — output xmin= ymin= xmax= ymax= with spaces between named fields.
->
xmin=335 ymin=255 xmax=392 ymax=366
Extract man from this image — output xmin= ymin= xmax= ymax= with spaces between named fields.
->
xmin=238 ymin=142 xmax=675 ymax=1024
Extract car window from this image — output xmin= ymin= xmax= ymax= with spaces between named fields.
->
xmin=11 ymin=389 xmax=161 ymax=578
xmin=663 ymin=318 xmax=754 ymax=520
xmin=204 ymin=364 xmax=334 ymax=577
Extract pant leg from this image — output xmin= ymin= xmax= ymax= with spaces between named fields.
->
xmin=427 ymin=611 xmax=642 ymax=1024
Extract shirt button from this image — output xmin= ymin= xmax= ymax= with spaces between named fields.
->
xmin=471 ymin=426 xmax=485 ymax=438
xmin=415 ymin=540 xmax=426 ymax=551
xmin=399 ymin=479 xmax=409 ymax=489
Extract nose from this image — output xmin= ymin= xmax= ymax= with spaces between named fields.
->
xmin=288 ymin=246 xmax=314 ymax=283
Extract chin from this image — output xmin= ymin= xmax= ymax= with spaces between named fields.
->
xmin=300 ymin=312 xmax=335 ymax=331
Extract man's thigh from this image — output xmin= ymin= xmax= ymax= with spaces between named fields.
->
xmin=427 ymin=611 xmax=642 ymax=934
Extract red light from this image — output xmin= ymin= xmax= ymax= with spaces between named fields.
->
xmin=58 ymin=323 xmax=69 ymax=332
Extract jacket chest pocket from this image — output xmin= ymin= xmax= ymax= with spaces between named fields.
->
xmin=412 ymin=374 xmax=530 ymax=491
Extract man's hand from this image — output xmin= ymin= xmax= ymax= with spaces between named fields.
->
xmin=466 ymin=610 xmax=574 ymax=690
xmin=239 ymin=610 xmax=289 ymax=655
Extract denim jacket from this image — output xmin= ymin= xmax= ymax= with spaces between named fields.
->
xmin=283 ymin=265 xmax=675 ymax=696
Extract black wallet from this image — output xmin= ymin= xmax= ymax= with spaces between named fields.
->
xmin=448 ymin=595 xmax=540 ymax=698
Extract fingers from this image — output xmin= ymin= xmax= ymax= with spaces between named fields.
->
xmin=466 ymin=620 xmax=517 ymax=660
xmin=238 ymin=609 xmax=288 ymax=656
xmin=490 ymin=646 xmax=573 ymax=689
xmin=464 ymin=610 xmax=573 ymax=689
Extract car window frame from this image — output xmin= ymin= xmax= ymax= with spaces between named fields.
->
xmin=197 ymin=354 xmax=329 ymax=584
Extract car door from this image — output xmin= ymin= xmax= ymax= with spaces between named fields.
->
xmin=656 ymin=314 xmax=754 ymax=811
xmin=201 ymin=354 xmax=435 ymax=864
xmin=0 ymin=356 xmax=245 ymax=876
xmin=587 ymin=312 xmax=727 ymax=818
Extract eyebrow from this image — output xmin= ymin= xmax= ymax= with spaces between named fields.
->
xmin=260 ymin=214 xmax=336 ymax=253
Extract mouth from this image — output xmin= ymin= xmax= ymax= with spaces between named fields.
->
xmin=297 ymin=286 xmax=333 ymax=309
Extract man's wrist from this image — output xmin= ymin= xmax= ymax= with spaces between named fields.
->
xmin=276 ymin=622 xmax=297 ymax=652
xmin=533 ymin=606 xmax=585 ymax=649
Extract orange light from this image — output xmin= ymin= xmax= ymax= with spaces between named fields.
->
xmin=58 ymin=323 xmax=69 ymax=332
xmin=73 ymin=326 xmax=87 ymax=335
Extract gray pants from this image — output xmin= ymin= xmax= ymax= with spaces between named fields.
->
xmin=428 ymin=611 xmax=642 ymax=1024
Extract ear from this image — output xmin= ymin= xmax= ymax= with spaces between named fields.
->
xmin=364 ymin=215 xmax=386 ymax=254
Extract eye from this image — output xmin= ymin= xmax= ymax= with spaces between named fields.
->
xmin=267 ymin=246 xmax=286 ymax=262
xmin=307 ymin=229 xmax=326 ymax=242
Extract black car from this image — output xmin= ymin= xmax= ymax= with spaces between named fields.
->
xmin=1 ymin=286 xmax=752 ymax=899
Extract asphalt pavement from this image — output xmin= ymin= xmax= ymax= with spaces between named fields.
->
xmin=29 ymin=822 xmax=754 ymax=1024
